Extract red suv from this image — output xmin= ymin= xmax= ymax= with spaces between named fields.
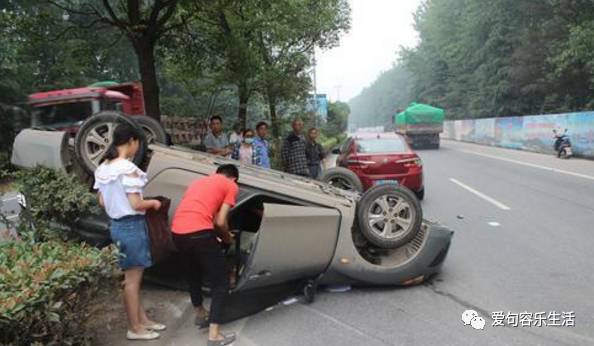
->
xmin=325 ymin=133 xmax=424 ymax=199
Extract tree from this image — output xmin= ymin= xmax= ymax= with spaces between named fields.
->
xmin=356 ymin=0 xmax=594 ymax=120
xmin=255 ymin=0 xmax=351 ymax=137
xmin=48 ymin=0 xmax=184 ymax=120
xmin=1 ymin=1 xmax=138 ymax=104
xmin=324 ymin=101 xmax=349 ymax=137
xmin=349 ymin=65 xmax=412 ymax=128
xmin=177 ymin=0 xmax=350 ymax=135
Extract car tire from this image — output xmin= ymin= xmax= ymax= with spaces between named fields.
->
xmin=357 ymin=185 xmax=423 ymax=249
xmin=75 ymin=111 xmax=147 ymax=174
xmin=132 ymin=115 xmax=168 ymax=144
xmin=416 ymin=187 xmax=425 ymax=201
xmin=320 ymin=167 xmax=364 ymax=193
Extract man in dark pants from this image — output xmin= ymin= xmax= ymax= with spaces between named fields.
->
xmin=305 ymin=127 xmax=326 ymax=179
xmin=281 ymin=118 xmax=310 ymax=177
xmin=171 ymin=164 xmax=239 ymax=346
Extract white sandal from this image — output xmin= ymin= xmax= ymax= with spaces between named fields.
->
xmin=126 ymin=330 xmax=160 ymax=340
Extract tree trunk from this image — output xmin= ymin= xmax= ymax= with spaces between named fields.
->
xmin=268 ymin=94 xmax=280 ymax=138
xmin=133 ymin=39 xmax=161 ymax=121
xmin=238 ymin=83 xmax=249 ymax=129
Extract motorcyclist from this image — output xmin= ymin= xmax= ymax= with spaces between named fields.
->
xmin=552 ymin=129 xmax=564 ymax=152
xmin=552 ymin=128 xmax=571 ymax=158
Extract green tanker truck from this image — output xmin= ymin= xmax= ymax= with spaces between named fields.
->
xmin=395 ymin=103 xmax=445 ymax=149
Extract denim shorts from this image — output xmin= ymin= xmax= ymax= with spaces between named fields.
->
xmin=110 ymin=215 xmax=153 ymax=270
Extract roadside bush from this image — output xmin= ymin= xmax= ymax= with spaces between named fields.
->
xmin=12 ymin=167 xmax=100 ymax=241
xmin=0 ymin=152 xmax=11 ymax=182
xmin=0 ymin=240 xmax=118 ymax=345
xmin=320 ymin=132 xmax=347 ymax=150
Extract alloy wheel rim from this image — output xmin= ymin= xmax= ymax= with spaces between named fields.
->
xmin=140 ymin=125 xmax=156 ymax=144
xmin=83 ymin=122 xmax=114 ymax=167
xmin=367 ymin=194 xmax=414 ymax=239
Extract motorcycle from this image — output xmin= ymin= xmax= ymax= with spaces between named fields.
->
xmin=553 ymin=129 xmax=573 ymax=159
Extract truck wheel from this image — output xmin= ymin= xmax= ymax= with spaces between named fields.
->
xmin=357 ymin=185 xmax=422 ymax=249
xmin=320 ymin=167 xmax=364 ymax=193
xmin=74 ymin=111 xmax=147 ymax=173
xmin=132 ymin=115 xmax=167 ymax=144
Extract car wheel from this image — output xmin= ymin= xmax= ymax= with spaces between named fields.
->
xmin=132 ymin=115 xmax=168 ymax=144
xmin=357 ymin=185 xmax=423 ymax=249
xmin=74 ymin=111 xmax=147 ymax=173
xmin=320 ymin=167 xmax=364 ymax=193
xmin=416 ymin=188 xmax=425 ymax=201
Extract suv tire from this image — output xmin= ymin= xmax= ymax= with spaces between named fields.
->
xmin=320 ymin=167 xmax=364 ymax=193
xmin=132 ymin=115 xmax=167 ymax=144
xmin=357 ymin=185 xmax=422 ymax=249
xmin=75 ymin=111 xmax=147 ymax=173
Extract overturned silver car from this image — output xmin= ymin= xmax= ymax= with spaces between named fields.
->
xmin=12 ymin=114 xmax=453 ymax=323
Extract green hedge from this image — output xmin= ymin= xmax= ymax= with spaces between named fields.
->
xmin=12 ymin=167 xmax=100 ymax=242
xmin=0 ymin=152 xmax=10 ymax=182
xmin=0 ymin=240 xmax=118 ymax=345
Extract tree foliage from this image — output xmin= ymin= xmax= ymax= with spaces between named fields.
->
xmin=351 ymin=0 xmax=594 ymax=123
xmin=171 ymin=0 xmax=350 ymax=135
xmin=324 ymin=101 xmax=350 ymax=137
xmin=349 ymin=65 xmax=412 ymax=128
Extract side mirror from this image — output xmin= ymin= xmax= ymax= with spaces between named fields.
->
xmin=331 ymin=147 xmax=340 ymax=155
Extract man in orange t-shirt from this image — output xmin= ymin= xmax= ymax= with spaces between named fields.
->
xmin=171 ymin=164 xmax=239 ymax=346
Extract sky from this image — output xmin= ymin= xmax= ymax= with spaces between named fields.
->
xmin=315 ymin=0 xmax=422 ymax=103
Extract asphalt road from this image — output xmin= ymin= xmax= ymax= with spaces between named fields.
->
xmin=182 ymin=140 xmax=593 ymax=346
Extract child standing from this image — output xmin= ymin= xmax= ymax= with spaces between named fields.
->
xmin=93 ymin=124 xmax=165 ymax=341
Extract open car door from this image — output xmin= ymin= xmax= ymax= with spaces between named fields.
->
xmin=218 ymin=202 xmax=340 ymax=323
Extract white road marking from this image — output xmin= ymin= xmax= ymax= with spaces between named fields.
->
xmin=487 ymin=221 xmax=501 ymax=227
xmin=450 ymin=178 xmax=512 ymax=211
xmin=457 ymin=149 xmax=594 ymax=182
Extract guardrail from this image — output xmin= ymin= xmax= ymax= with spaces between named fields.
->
xmin=441 ymin=112 xmax=594 ymax=158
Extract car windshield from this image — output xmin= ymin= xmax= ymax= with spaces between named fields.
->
xmin=356 ymin=138 xmax=407 ymax=153
xmin=31 ymin=102 xmax=93 ymax=128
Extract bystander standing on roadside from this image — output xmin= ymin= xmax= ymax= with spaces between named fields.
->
xmin=204 ymin=116 xmax=232 ymax=157
xmin=228 ymin=123 xmax=243 ymax=147
xmin=281 ymin=118 xmax=309 ymax=177
xmin=232 ymin=129 xmax=261 ymax=165
xmin=93 ymin=124 xmax=166 ymax=341
xmin=305 ymin=127 xmax=326 ymax=179
xmin=253 ymin=121 xmax=271 ymax=168
xmin=171 ymin=164 xmax=239 ymax=346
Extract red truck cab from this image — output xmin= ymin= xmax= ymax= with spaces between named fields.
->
xmin=28 ymin=82 xmax=144 ymax=132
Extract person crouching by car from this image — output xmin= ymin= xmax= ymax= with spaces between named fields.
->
xmin=231 ymin=128 xmax=261 ymax=166
xmin=171 ymin=164 xmax=239 ymax=346
xmin=305 ymin=127 xmax=326 ymax=180
xmin=93 ymin=124 xmax=166 ymax=341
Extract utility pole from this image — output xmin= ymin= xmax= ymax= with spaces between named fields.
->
xmin=312 ymin=48 xmax=319 ymax=127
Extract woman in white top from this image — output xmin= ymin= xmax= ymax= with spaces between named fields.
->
xmin=93 ymin=124 xmax=165 ymax=341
